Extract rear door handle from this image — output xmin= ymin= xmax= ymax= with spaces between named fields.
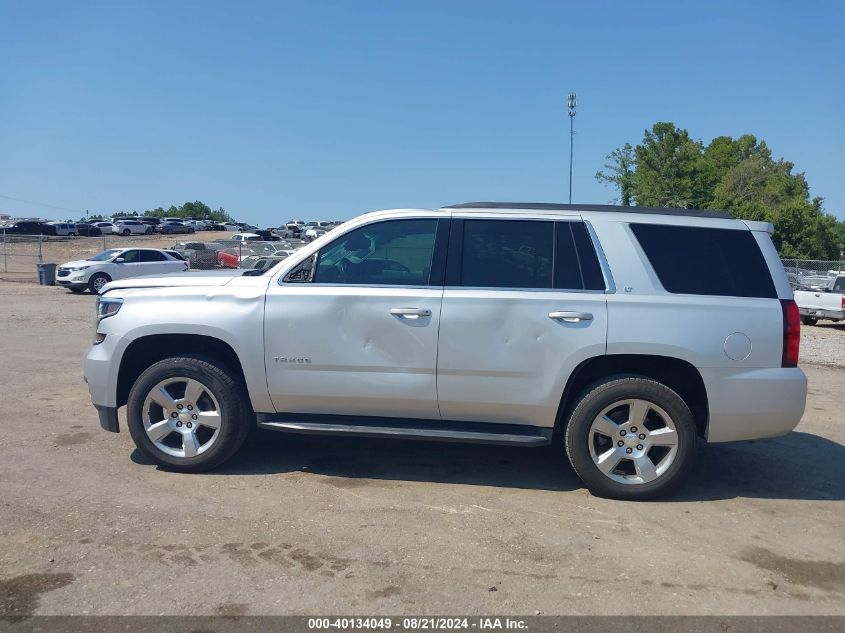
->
xmin=549 ymin=311 xmax=593 ymax=323
xmin=390 ymin=308 xmax=432 ymax=319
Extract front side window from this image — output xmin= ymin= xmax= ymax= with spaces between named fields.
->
xmin=314 ymin=219 xmax=438 ymax=286
xmin=121 ymin=250 xmax=141 ymax=263
xmin=460 ymin=220 xmax=554 ymax=289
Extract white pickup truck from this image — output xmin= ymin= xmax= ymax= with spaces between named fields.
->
xmin=794 ymin=274 xmax=845 ymax=325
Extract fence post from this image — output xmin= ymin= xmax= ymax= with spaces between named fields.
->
xmin=2 ymin=231 xmax=6 ymax=273
xmin=38 ymin=234 xmax=43 ymax=263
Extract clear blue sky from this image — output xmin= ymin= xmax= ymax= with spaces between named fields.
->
xmin=1 ymin=0 xmax=843 ymax=225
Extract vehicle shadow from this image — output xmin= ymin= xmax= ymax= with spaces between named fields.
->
xmin=671 ymin=431 xmax=845 ymax=502
xmin=132 ymin=432 xmax=581 ymax=492
xmin=132 ymin=429 xmax=845 ymax=501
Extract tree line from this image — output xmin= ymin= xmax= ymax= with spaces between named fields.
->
xmin=82 ymin=200 xmax=233 ymax=223
xmin=595 ymin=122 xmax=844 ymax=260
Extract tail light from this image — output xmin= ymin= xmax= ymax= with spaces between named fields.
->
xmin=780 ymin=299 xmax=800 ymax=368
xmin=842 ymin=296 xmax=845 ymax=310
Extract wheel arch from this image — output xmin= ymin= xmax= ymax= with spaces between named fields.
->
xmin=555 ymin=354 xmax=710 ymax=439
xmin=116 ymin=334 xmax=248 ymax=409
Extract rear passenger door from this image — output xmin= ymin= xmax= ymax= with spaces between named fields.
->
xmin=141 ymin=249 xmax=182 ymax=274
xmin=437 ymin=217 xmax=608 ymax=429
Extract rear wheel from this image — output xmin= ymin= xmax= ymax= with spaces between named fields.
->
xmin=88 ymin=273 xmax=111 ymax=293
xmin=801 ymin=316 xmax=818 ymax=326
xmin=564 ymin=376 xmax=697 ymax=500
xmin=122 ymin=229 xmax=130 ymax=236
xmin=127 ymin=356 xmax=251 ymax=472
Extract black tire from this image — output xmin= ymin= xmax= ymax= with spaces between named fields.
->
xmin=87 ymin=272 xmax=111 ymax=293
xmin=122 ymin=229 xmax=130 ymax=236
xmin=126 ymin=355 xmax=252 ymax=472
xmin=564 ymin=375 xmax=697 ymax=500
xmin=801 ymin=316 xmax=818 ymax=326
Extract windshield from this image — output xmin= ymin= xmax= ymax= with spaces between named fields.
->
xmin=87 ymin=249 xmax=123 ymax=261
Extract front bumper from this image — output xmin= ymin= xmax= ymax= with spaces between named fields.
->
xmin=702 ymin=367 xmax=808 ymax=442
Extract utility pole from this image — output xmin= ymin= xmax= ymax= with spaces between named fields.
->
xmin=567 ymin=92 xmax=577 ymax=204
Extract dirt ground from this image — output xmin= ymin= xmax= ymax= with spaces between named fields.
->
xmin=0 ymin=281 xmax=842 ymax=617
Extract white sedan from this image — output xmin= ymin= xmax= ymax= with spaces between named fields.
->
xmin=55 ymin=248 xmax=188 ymax=293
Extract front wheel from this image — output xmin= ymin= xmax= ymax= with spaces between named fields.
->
xmin=801 ymin=316 xmax=818 ymax=326
xmin=126 ymin=356 xmax=252 ymax=472
xmin=564 ymin=376 xmax=697 ymax=500
xmin=88 ymin=272 xmax=111 ymax=293
xmin=122 ymin=229 xmax=131 ymax=236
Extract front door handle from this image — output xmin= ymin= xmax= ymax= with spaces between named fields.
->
xmin=390 ymin=308 xmax=432 ymax=319
xmin=549 ymin=311 xmax=593 ymax=323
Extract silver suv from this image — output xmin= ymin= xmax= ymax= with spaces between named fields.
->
xmin=84 ymin=203 xmax=807 ymax=499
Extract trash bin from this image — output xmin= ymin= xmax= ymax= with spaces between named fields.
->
xmin=37 ymin=263 xmax=57 ymax=286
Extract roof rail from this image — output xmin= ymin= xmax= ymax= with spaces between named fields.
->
xmin=443 ymin=202 xmax=733 ymax=219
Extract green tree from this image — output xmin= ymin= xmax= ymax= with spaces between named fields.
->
xmin=633 ymin=122 xmax=703 ymax=208
xmin=596 ymin=124 xmax=842 ymax=259
xmin=595 ymin=143 xmax=636 ymax=205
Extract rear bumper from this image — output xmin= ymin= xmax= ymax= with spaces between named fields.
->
xmin=799 ymin=307 xmax=844 ymax=321
xmin=702 ymin=367 xmax=807 ymax=442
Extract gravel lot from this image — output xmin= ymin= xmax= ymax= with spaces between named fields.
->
xmin=0 ymin=281 xmax=843 ymax=618
xmin=800 ymin=321 xmax=845 ymax=367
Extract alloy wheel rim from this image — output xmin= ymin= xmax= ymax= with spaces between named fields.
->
xmin=587 ymin=399 xmax=679 ymax=485
xmin=93 ymin=276 xmax=107 ymax=291
xmin=142 ymin=377 xmax=222 ymax=458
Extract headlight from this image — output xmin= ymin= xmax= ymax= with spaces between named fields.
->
xmin=96 ymin=297 xmax=123 ymax=323
xmin=71 ymin=265 xmax=90 ymax=271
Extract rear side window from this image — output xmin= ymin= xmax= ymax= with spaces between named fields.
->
xmin=630 ymin=224 xmax=776 ymax=298
xmin=460 ymin=220 xmax=554 ymax=289
xmin=141 ymin=250 xmax=168 ymax=262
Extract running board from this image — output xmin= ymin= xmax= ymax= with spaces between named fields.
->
xmin=256 ymin=414 xmax=552 ymax=447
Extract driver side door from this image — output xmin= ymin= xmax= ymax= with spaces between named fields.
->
xmin=264 ymin=216 xmax=448 ymax=420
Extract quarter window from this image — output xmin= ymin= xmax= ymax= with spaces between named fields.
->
xmin=314 ymin=219 xmax=438 ymax=286
xmin=630 ymin=223 xmax=777 ymax=298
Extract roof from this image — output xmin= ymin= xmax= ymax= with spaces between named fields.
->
xmin=443 ymin=201 xmax=733 ymax=219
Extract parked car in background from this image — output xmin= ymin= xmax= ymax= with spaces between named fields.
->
xmin=231 ymin=233 xmax=262 ymax=243
xmin=243 ymin=255 xmax=288 ymax=271
xmin=56 ymin=247 xmax=188 ymax=293
xmin=204 ymin=222 xmax=225 ymax=231
xmin=794 ymin=274 xmax=845 ymax=325
xmin=159 ymin=221 xmax=195 ymax=235
xmin=173 ymin=241 xmax=224 ymax=269
xmin=93 ymin=222 xmax=115 ymax=232
xmin=274 ymin=223 xmax=303 ymax=239
xmin=75 ymin=223 xmax=103 ymax=237
xmin=84 ymin=202 xmax=806 ymax=500
xmin=138 ymin=217 xmax=162 ymax=229
xmin=113 ymin=220 xmax=152 ymax=235
xmin=253 ymin=229 xmax=281 ymax=241
xmin=45 ymin=222 xmax=78 ymax=236
xmin=222 ymin=223 xmax=241 ymax=231
xmin=182 ymin=219 xmax=208 ymax=231
xmin=217 ymin=246 xmax=251 ymax=269
xmin=0 ymin=221 xmax=51 ymax=235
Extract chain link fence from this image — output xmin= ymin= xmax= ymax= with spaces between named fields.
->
xmin=781 ymin=259 xmax=844 ymax=290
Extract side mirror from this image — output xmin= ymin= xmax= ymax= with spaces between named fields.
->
xmin=114 ymin=257 xmax=125 ymax=263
